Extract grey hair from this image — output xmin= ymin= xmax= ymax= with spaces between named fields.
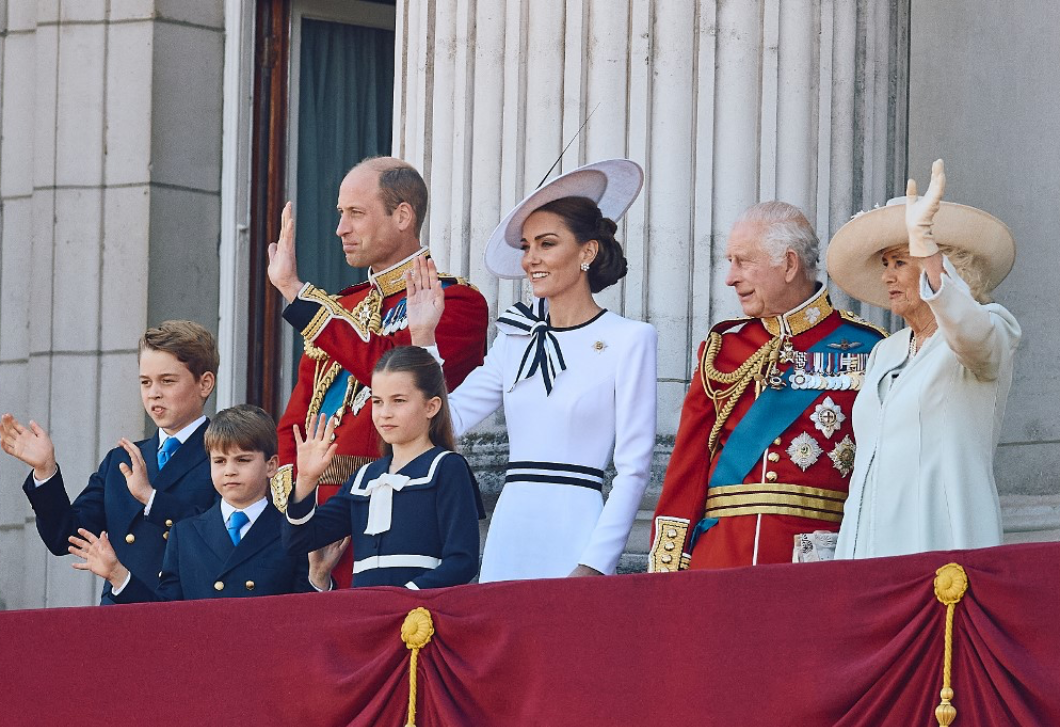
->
xmin=735 ymin=201 xmax=820 ymax=276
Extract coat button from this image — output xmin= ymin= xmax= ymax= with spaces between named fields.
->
xmin=245 ymin=581 xmax=255 ymax=591
xmin=666 ymin=528 xmax=677 ymax=538
xmin=766 ymin=471 xmax=778 ymax=482
xmin=125 ymin=534 xmax=135 ymax=544
xmin=768 ymin=452 xmax=780 ymax=463
xmin=662 ymin=555 xmax=673 ymax=564
xmin=163 ymin=532 xmax=169 ymax=540
xmin=664 ymin=542 xmax=675 ymax=551
xmin=165 ymin=519 xmax=173 ymax=527
xmin=774 ymin=438 xmax=782 ymax=446
xmin=214 ymin=581 xmax=224 ymax=591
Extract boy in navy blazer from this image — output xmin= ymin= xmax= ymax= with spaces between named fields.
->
xmin=1 ymin=320 xmax=220 ymax=604
xmin=69 ymin=405 xmax=342 ymax=600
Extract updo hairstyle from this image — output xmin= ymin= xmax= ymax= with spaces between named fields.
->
xmin=533 ymin=196 xmax=629 ymax=293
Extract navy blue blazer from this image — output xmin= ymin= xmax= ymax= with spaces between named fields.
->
xmin=283 ymin=447 xmax=481 ymax=589
xmin=115 ymin=501 xmax=314 ymax=602
xmin=22 ymin=420 xmax=218 ymax=604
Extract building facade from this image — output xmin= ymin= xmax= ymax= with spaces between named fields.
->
xmin=0 ymin=0 xmax=1055 ymax=609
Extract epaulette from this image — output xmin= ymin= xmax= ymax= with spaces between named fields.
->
xmin=708 ymin=316 xmax=754 ymax=336
xmin=838 ymin=310 xmax=888 ymax=338
xmin=438 ymin=274 xmax=480 ymax=293
xmin=337 ymin=280 xmax=372 ymax=297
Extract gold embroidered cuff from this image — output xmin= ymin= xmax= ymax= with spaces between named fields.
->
xmin=648 ymin=517 xmax=690 ymax=573
xmin=270 ymin=464 xmax=294 ymax=513
xmin=301 ymin=306 xmax=330 ymax=344
xmin=705 ymin=483 xmax=846 ymax=524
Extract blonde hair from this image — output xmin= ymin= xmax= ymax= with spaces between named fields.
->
xmin=882 ymin=244 xmax=991 ymax=303
xmin=937 ymin=244 xmax=991 ymax=303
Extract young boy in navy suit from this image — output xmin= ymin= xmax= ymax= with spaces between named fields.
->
xmin=1 ymin=320 xmax=220 ymax=604
xmin=69 ymin=405 xmax=343 ymax=600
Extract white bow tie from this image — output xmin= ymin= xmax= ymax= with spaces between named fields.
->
xmin=363 ymin=472 xmax=412 ymax=535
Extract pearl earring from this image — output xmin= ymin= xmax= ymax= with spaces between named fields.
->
xmin=580 ymin=262 xmax=590 ymax=272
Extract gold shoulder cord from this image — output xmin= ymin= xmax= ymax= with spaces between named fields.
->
xmin=700 ymin=332 xmax=781 ymax=457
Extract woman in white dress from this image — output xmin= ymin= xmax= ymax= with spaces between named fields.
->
xmin=827 ymin=160 xmax=1021 ymax=559
xmin=406 ymin=160 xmax=657 ymax=581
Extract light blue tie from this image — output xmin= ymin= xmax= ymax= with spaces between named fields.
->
xmin=157 ymin=436 xmax=180 ymax=470
xmin=227 ymin=510 xmax=250 ymax=546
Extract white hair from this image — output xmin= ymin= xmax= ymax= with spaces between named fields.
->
xmin=735 ymin=201 xmax=819 ymax=277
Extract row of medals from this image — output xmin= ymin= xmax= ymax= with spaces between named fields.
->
xmin=766 ymin=340 xmax=866 ymax=391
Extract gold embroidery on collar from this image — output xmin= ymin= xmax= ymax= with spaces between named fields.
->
xmin=762 ymin=288 xmax=834 ymax=337
xmin=371 ymin=250 xmax=431 ymax=298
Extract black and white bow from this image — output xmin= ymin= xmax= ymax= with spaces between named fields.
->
xmin=496 ymin=300 xmax=567 ymax=396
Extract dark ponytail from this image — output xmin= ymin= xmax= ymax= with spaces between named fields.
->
xmin=533 ymin=196 xmax=628 ymax=293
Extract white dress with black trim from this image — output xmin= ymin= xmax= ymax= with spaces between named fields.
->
xmin=449 ymin=301 xmax=658 ymax=582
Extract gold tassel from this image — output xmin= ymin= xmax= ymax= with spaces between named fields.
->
xmin=933 ymin=563 xmax=969 ymax=726
xmin=401 ymin=607 xmax=435 ymax=727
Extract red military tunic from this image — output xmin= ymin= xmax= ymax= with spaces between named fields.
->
xmin=273 ymin=249 xmax=489 ymax=586
xmin=649 ymin=288 xmax=886 ymax=571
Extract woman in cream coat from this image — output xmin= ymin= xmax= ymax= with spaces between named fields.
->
xmin=827 ymin=160 xmax=1021 ymax=559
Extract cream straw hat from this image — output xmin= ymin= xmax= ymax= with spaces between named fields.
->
xmin=826 ymin=197 xmax=1015 ymax=308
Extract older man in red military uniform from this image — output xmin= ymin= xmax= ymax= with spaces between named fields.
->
xmin=649 ymin=202 xmax=885 ymax=572
xmin=268 ymin=157 xmax=488 ymax=586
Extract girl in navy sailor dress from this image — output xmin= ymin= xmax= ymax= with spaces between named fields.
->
xmin=282 ymin=347 xmax=482 ymax=589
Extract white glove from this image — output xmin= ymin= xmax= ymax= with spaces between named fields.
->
xmin=905 ymin=159 xmax=946 ymax=257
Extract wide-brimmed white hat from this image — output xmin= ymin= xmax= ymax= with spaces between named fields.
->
xmin=827 ymin=197 xmax=1015 ymax=308
xmin=484 ymin=159 xmax=644 ymax=279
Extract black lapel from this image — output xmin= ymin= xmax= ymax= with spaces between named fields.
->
xmin=193 ymin=502 xmax=236 ymax=561
xmin=152 ymin=419 xmax=209 ymax=492
xmin=220 ymin=503 xmax=281 ymax=574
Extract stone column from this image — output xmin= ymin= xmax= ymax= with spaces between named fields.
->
xmin=0 ymin=0 xmax=224 ymax=609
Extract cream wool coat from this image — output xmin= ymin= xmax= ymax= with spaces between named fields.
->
xmin=835 ymin=257 xmax=1021 ymax=559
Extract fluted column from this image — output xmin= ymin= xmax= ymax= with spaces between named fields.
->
xmin=396 ymin=0 xmax=908 ymax=443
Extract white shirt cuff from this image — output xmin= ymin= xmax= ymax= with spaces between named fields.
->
xmin=405 ymin=581 xmax=420 ymax=590
xmin=310 ymin=576 xmax=334 ymax=592
xmin=143 ymin=489 xmax=157 ymax=517
xmin=32 ymin=469 xmax=57 ymax=487
xmin=420 ymin=345 xmax=445 ymax=367
xmin=111 ymin=572 xmax=132 ymax=597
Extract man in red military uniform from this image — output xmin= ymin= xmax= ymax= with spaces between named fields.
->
xmin=649 ymin=202 xmax=885 ymax=572
xmin=268 ymin=157 xmax=488 ymax=586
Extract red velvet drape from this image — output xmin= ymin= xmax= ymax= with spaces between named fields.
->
xmin=2 ymin=542 xmax=1058 ymax=726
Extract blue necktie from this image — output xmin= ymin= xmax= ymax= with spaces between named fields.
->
xmin=157 ymin=436 xmax=181 ymax=470
xmin=227 ymin=510 xmax=250 ymax=546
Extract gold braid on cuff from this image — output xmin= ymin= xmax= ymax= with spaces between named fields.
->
xmin=648 ymin=517 xmax=690 ymax=573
